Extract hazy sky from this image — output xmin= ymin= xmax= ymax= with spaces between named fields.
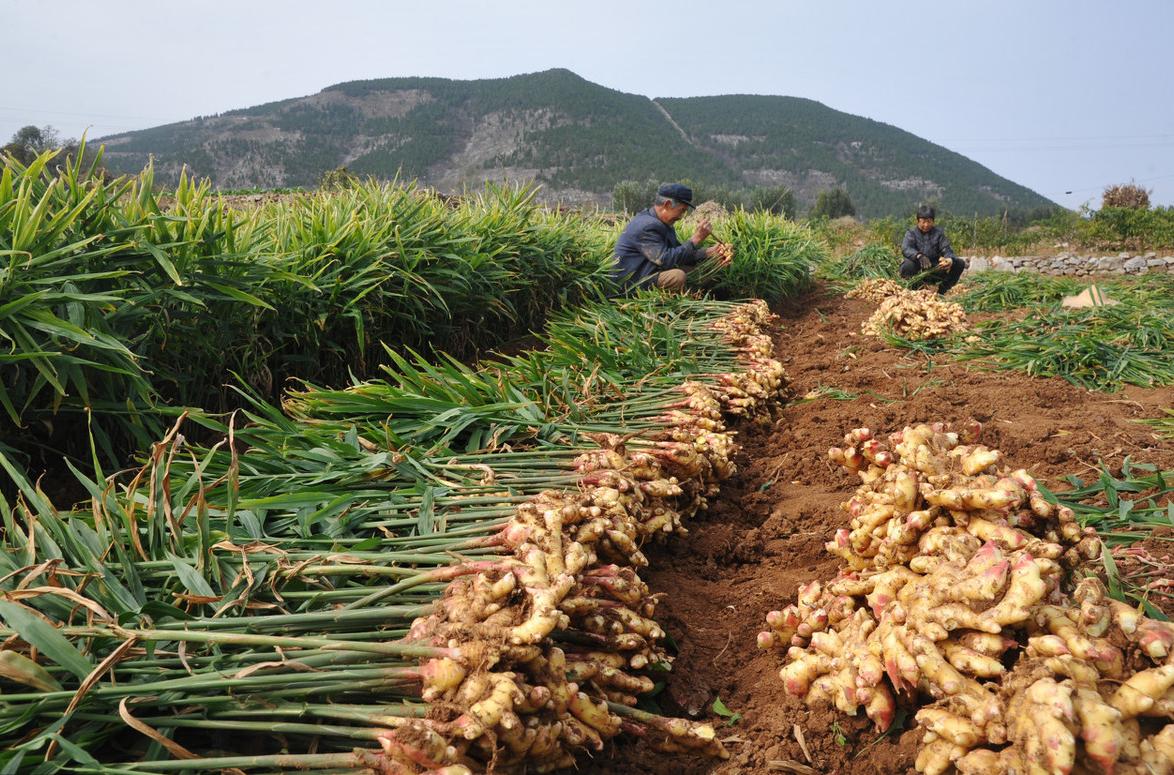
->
xmin=4 ymin=0 xmax=1172 ymax=209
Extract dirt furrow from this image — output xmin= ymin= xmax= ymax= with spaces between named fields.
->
xmin=577 ymin=288 xmax=1171 ymax=775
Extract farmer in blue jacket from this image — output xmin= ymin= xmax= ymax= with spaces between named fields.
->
xmin=612 ymin=183 xmax=733 ymax=292
xmin=900 ymin=205 xmax=966 ymax=294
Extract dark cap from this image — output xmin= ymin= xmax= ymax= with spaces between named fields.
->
xmin=657 ymin=183 xmax=695 ymax=208
xmin=916 ymin=204 xmax=936 ymax=220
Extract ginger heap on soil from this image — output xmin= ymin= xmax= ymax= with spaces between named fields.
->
xmin=369 ymin=301 xmax=787 ymax=774
xmin=760 ymin=421 xmax=1173 ymax=775
xmin=860 ymin=287 xmax=968 ymax=341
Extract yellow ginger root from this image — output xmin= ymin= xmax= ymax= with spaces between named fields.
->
xmin=978 ymin=552 xmax=1048 ymax=629
xmin=380 ymin=303 xmax=787 ymax=773
xmin=1073 ymin=684 xmax=1126 ymax=773
xmin=941 ymin=641 xmax=1005 ymax=678
xmin=758 ymin=580 xmax=853 ymax=649
xmin=626 ymin=714 xmax=729 ymax=759
xmin=1110 ymin=664 xmax=1174 ymax=720
xmin=917 ymin=707 xmax=984 ymax=747
xmin=948 ymin=445 xmax=1004 ymax=476
xmin=952 ymin=748 xmax=1006 ymax=774
xmin=1011 ymin=678 xmax=1078 ymax=775
xmin=1141 ymin=725 xmax=1173 ymax=773
xmin=956 ymin=631 xmax=1017 ymax=658
xmin=916 ymin=737 xmax=970 ymax=775
xmin=1037 ymin=605 xmax=1125 ymax=679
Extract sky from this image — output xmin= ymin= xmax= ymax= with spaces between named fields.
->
xmin=3 ymin=0 xmax=1173 ymax=210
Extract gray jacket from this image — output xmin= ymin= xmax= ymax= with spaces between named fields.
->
xmin=612 ymin=208 xmax=708 ymax=290
xmin=901 ymin=226 xmax=956 ymax=263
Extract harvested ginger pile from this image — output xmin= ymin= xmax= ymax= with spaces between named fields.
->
xmin=846 ymin=278 xmax=906 ymax=302
xmin=861 ymin=288 xmax=968 ymax=341
xmin=759 ymin=422 xmax=1173 ymax=775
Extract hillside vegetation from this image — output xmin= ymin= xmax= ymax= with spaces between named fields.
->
xmin=97 ymin=69 xmax=1055 ymax=217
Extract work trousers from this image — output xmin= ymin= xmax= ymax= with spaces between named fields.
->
xmin=653 ymin=268 xmax=687 ymax=291
xmin=899 ymin=257 xmax=965 ymax=294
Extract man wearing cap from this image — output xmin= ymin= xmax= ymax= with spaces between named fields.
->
xmin=612 ymin=183 xmax=733 ymax=292
xmin=900 ymin=205 xmax=966 ymax=294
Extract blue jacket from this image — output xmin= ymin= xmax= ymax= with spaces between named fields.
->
xmin=612 ymin=208 xmax=706 ymax=290
xmin=901 ymin=225 xmax=957 ymax=263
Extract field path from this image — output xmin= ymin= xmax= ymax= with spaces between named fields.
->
xmin=652 ymin=99 xmax=693 ymax=144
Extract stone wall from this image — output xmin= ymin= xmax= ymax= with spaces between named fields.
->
xmin=961 ymin=252 xmax=1174 ymax=276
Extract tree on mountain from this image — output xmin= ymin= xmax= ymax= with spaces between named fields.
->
xmin=748 ymin=185 xmax=796 ymax=217
xmin=612 ymin=178 xmax=661 ymax=213
xmin=810 ymin=187 xmax=856 ymax=219
xmin=3 ymin=125 xmax=106 ymax=177
xmin=3 ymin=125 xmax=64 ymax=164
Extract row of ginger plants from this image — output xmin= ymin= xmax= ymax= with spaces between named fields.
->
xmin=1 ymin=145 xmax=822 ymax=478
xmin=0 ymin=296 xmax=787 ymax=773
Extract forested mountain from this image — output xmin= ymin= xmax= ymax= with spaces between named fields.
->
xmin=98 ymin=69 xmax=1055 ymax=216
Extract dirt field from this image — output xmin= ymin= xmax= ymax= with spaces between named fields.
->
xmin=575 ymin=286 xmax=1173 ymax=775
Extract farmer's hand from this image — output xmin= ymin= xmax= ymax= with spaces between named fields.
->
xmin=692 ymin=219 xmax=712 ymax=244
xmin=917 ymin=253 xmax=932 ymax=271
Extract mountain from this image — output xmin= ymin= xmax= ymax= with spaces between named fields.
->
xmin=98 ymin=69 xmax=1056 ymax=217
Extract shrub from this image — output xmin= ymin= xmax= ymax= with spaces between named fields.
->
xmin=747 ymin=185 xmax=796 ymax=217
xmin=1102 ymin=183 xmax=1150 ymax=210
xmin=612 ymin=178 xmax=660 ymax=213
xmin=319 ymin=166 xmax=360 ymax=189
xmin=810 ymin=188 xmax=856 ymax=219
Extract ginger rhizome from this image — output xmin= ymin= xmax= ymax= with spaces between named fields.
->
xmin=760 ymin=422 xmax=1173 ymax=775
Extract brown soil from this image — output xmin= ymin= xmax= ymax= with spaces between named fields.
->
xmin=573 ymin=286 xmax=1173 ymax=775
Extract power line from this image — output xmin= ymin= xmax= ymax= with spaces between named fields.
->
xmin=1051 ymin=171 xmax=1174 ymax=196
xmin=0 ymin=105 xmax=187 ymax=122
xmin=956 ymin=141 xmax=1174 ymax=153
xmin=938 ymin=132 xmax=1174 ymax=142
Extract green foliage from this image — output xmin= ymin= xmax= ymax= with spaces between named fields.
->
xmin=1140 ymin=410 xmax=1174 ymax=441
xmin=1077 ymin=206 xmax=1174 ymax=250
xmin=958 ymin=304 xmax=1174 ymax=391
xmin=747 ymin=185 xmax=796 ymax=217
xmin=884 ymin=277 xmax=1174 ymax=391
xmin=810 ymin=203 xmax=1172 ymax=257
xmin=612 ymin=178 xmax=660 ymax=213
xmin=810 ymin=188 xmax=856 ymax=219
xmin=1042 ymin=459 xmax=1173 ymax=548
xmin=956 ymin=272 xmax=1083 ymax=312
xmin=817 ymin=242 xmax=900 ymax=285
xmin=0 ymin=293 xmax=764 ymax=769
xmin=3 ymin=125 xmax=105 ymax=175
xmin=712 ymin=696 xmax=743 ymax=726
xmin=0 ymin=152 xmax=614 ymax=471
xmin=685 ymin=210 xmax=823 ymax=303
xmin=2 ymin=125 xmax=63 ymax=164
xmin=929 ymin=206 xmax=1174 ymax=253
